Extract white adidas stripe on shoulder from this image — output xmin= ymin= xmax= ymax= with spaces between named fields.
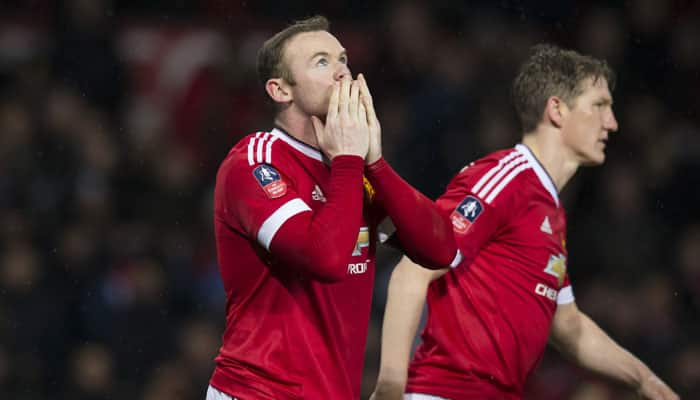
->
xmin=471 ymin=150 xmax=520 ymax=194
xmin=247 ymin=131 xmax=281 ymax=165
xmin=485 ymin=162 xmax=531 ymax=204
xmin=255 ymin=131 xmax=270 ymax=164
xmin=247 ymin=129 xmax=324 ymax=166
xmin=265 ymin=135 xmax=280 ymax=164
xmin=247 ymin=131 xmax=264 ymax=165
xmin=475 ymin=154 xmax=526 ymax=200
xmin=471 ymin=149 xmax=532 ymax=205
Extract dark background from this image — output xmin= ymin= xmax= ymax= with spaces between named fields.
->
xmin=0 ymin=0 xmax=699 ymax=399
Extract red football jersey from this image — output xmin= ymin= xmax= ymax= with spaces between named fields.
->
xmin=210 ymin=128 xmax=380 ymax=399
xmin=407 ymin=144 xmax=574 ymax=399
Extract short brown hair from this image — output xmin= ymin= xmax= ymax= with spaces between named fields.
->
xmin=257 ymin=15 xmax=330 ymax=87
xmin=511 ymin=44 xmax=616 ymax=133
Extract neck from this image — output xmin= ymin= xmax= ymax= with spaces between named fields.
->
xmin=274 ymin=109 xmax=320 ymax=149
xmin=521 ymin=128 xmax=580 ymax=192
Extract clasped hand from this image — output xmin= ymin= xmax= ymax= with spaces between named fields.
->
xmin=312 ymin=74 xmax=382 ymax=163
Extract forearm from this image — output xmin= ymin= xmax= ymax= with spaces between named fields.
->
xmin=375 ymin=257 xmax=444 ymax=395
xmin=271 ymin=155 xmax=365 ymax=281
xmin=553 ymin=312 xmax=653 ymax=389
xmin=366 ymin=158 xmax=458 ymax=269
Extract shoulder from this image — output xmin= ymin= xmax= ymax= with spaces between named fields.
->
xmin=218 ymin=130 xmax=295 ymax=179
xmin=449 ymin=148 xmax=521 ymax=191
xmin=449 ymin=147 xmax=537 ymax=207
xmin=225 ymin=130 xmax=293 ymax=167
xmin=215 ymin=132 xmax=299 ymax=203
xmin=453 ymin=148 xmax=515 ymax=177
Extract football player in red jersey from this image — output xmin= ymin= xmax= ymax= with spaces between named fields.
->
xmin=371 ymin=45 xmax=678 ymax=400
xmin=207 ymin=16 xmax=459 ymax=400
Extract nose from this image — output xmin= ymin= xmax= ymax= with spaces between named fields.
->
xmin=605 ymin=109 xmax=619 ymax=132
xmin=335 ymin=62 xmax=351 ymax=81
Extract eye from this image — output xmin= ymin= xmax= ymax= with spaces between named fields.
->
xmin=316 ymin=57 xmax=329 ymax=67
xmin=339 ymin=55 xmax=348 ymax=64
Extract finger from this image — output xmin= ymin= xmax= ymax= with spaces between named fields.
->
xmin=349 ymin=79 xmax=360 ymax=121
xmin=339 ymin=76 xmax=351 ymax=118
xmin=358 ymin=73 xmax=373 ymax=105
xmin=327 ymin=81 xmax=340 ymax=121
xmin=358 ymin=101 xmax=368 ymax=127
xmin=358 ymin=74 xmax=377 ymax=124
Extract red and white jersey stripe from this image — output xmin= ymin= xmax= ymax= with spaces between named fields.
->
xmin=468 ymin=144 xmax=558 ymax=206
xmin=246 ymin=128 xmax=323 ymax=166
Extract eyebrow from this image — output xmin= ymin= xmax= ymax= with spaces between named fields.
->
xmin=309 ymin=50 xmax=347 ymax=62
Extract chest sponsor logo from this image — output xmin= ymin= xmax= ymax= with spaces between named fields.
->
xmin=540 ymin=216 xmax=552 ymax=234
xmin=535 ymin=283 xmax=558 ymax=301
xmin=352 ymin=226 xmax=370 ymax=256
xmin=348 ymin=260 xmax=369 ymax=275
xmin=450 ymin=195 xmax=483 ymax=234
xmin=311 ymin=184 xmax=326 ymax=202
xmin=252 ymin=164 xmax=287 ymax=198
xmin=544 ymin=253 xmax=567 ymax=287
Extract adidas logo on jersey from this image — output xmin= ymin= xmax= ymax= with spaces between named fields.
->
xmin=312 ymin=185 xmax=326 ymax=202
xmin=540 ymin=216 xmax=552 ymax=234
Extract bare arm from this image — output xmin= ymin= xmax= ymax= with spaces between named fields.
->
xmin=549 ymin=302 xmax=679 ymax=400
xmin=371 ymin=256 xmax=448 ymax=400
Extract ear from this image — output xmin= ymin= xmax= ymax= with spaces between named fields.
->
xmin=544 ymin=96 xmax=567 ymax=129
xmin=265 ymin=78 xmax=293 ymax=104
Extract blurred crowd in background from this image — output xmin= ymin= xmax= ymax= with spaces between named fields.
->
xmin=0 ymin=0 xmax=699 ymax=399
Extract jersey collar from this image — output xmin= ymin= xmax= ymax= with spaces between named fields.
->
xmin=270 ymin=127 xmax=324 ymax=162
xmin=515 ymin=144 xmax=559 ymax=206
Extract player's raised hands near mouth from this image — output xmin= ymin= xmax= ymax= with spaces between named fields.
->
xmin=358 ymin=73 xmax=382 ymax=164
xmin=311 ymin=77 xmax=370 ymax=160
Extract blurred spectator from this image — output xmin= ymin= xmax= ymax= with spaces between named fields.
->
xmin=66 ymin=343 xmax=115 ymax=400
xmin=51 ymin=0 xmax=126 ymax=114
xmin=142 ymin=361 xmax=197 ymax=400
xmin=176 ymin=319 xmax=220 ymax=384
xmin=677 ymin=224 xmax=700 ymax=312
xmin=671 ymin=345 xmax=700 ymax=396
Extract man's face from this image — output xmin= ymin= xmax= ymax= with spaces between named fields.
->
xmin=561 ymin=77 xmax=619 ymax=166
xmin=282 ymin=31 xmax=351 ymax=117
